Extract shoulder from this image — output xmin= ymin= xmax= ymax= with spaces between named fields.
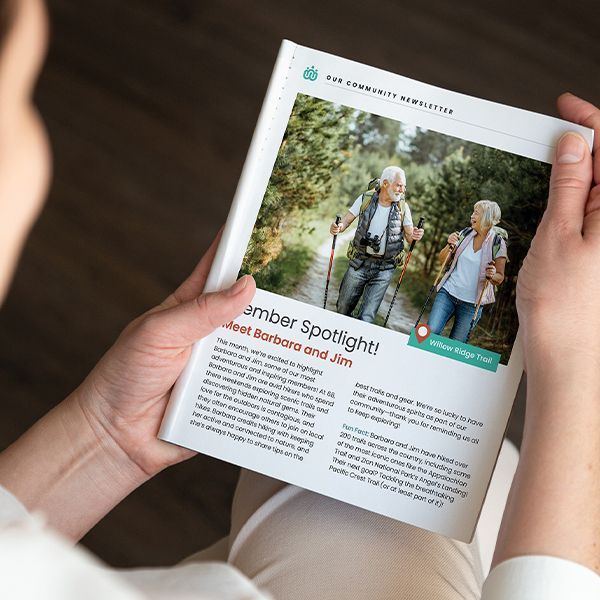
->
xmin=456 ymin=227 xmax=474 ymax=245
xmin=494 ymin=235 xmax=508 ymax=259
xmin=349 ymin=195 xmax=364 ymax=216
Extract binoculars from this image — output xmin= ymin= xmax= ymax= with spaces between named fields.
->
xmin=360 ymin=233 xmax=381 ymax=254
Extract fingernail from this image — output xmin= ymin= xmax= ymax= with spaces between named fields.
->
xmin=557 ymin=132 xmax=585 ymax=164
xmin=226 ymin=275 xmax=248 ymax=296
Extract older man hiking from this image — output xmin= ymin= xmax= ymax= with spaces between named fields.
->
xmin=330 ymin=166 xmax=424 ymax=323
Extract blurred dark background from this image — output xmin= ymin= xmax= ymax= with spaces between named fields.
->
xmin=0 ymin=0 xmax=597 ymax=567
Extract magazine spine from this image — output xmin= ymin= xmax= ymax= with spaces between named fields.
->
xmin=206 ymin=39 xmax=297 ymax=293
xmin=159 ymin=39 xmax=297 ymax=440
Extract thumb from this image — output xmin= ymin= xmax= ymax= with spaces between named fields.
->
xmin=545 ymin=132 xmax=592 ymax=237
xmin=147 ymin=275 xmax=256 ymax=348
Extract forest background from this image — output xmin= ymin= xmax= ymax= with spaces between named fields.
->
xmin=240 ymin=94 xmax=551 ymax=363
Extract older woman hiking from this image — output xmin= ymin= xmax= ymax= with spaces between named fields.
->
xmin=427 ymin=200 xmax=507 ymax=342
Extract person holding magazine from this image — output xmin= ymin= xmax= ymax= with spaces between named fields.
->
xmin=0 ymin=1 xmax=599 ymax=599
xmin=427 ymin=201 xmax=508 ymax=342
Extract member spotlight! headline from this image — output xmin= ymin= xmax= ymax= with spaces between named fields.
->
xmin=239 ymin=304 xmax=380 ymax=355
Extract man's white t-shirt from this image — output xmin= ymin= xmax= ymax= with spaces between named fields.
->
xmin=349 ymin=195 xmax=413 ymax=256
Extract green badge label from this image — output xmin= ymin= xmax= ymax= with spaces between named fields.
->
xmin=408 ymin=329 xmax=500 ymax=372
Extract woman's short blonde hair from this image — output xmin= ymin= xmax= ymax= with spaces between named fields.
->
xmin=474 ymin=200 xmax=501 ymax=230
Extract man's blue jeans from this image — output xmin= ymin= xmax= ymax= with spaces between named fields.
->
xmin=428 ymin=287 xmax=483 ymax=343
xmin=336 ymin=259 xmax=395 ymax=323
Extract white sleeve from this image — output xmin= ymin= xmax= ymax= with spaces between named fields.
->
xmin=348 ymin=195 xmax=363 ymax=216
xmin=402 ymin=203 xmax=413 ymax=228
xmin=0 ymin=484 xmax=29 ymax=527
xmin=0 ymin=484 xmax=143 ymax=599
xmin=0 ymin=484 xmax=268 ymax=599
xmin=497 ymin=238 xmax=508 ymax=260
xmin=482 ymin=556 xmax=600 ymax=600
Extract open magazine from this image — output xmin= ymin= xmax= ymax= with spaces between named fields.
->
xmin=159 ymin=40 xmax=593 ymax=541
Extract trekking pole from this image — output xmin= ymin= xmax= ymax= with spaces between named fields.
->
xmin=324 ymin=215 xmax=342 ymax=309
xmin=414 ymin=240 xmax=456 ymax=329
xmin=383 ymin=217 xmax=425 ymax=328
xmin=465 ymin=261 xmax=494 ymax=343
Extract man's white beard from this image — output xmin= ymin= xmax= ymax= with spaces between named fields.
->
xmin=388 ymin=189 xmax=404 ymax=203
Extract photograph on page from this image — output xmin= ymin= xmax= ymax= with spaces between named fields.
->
xmin=239 ymin=93 xmax=551 ymax=366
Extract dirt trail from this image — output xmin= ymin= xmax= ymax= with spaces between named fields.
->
xmin=290 ymin=232 xmax=420 ymax=335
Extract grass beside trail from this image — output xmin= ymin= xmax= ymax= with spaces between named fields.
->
xmin=254 ymin=245 xmax=314 ymax=296
xmin=254 ymin=206 xmax=336 ymax=296
xmin=332 ymin=246 xmax=350 ymax=283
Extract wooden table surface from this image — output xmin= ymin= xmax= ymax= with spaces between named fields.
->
xmin=0 ymin=0 xmax=597 ymax=567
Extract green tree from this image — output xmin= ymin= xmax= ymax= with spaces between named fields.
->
xmin=352 ymin=113 xmax=404 ymax=155
xmin=408 ymin=129 xmax=471 ymax=165
xmin=242 ymin=94 xmax=355 ymax=273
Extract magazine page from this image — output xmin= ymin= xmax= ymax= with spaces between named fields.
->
xmin=159 ymin=40 xmax=593 ymax=541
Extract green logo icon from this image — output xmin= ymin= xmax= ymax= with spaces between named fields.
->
xmin=303 ymin=65 xmax=319 ymax=81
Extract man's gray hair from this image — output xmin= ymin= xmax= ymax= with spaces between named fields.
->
xmin=380 ymin=166 xmax=406 ymax=186
xmin=474 ymin=200 xmax=502 ymax=230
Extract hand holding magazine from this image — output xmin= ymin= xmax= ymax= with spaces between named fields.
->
xmin=1 ymin=5 xmax=598 ymax=593
xmin=159 ymin=40 xmax=593 ymax=542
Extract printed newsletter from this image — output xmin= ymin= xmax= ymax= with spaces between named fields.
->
xmin=159 ymin=40 xmax=593 ymax=541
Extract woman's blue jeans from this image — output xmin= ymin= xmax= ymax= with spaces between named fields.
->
xmin=427 ymin=288 xmax=483 ymax=343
